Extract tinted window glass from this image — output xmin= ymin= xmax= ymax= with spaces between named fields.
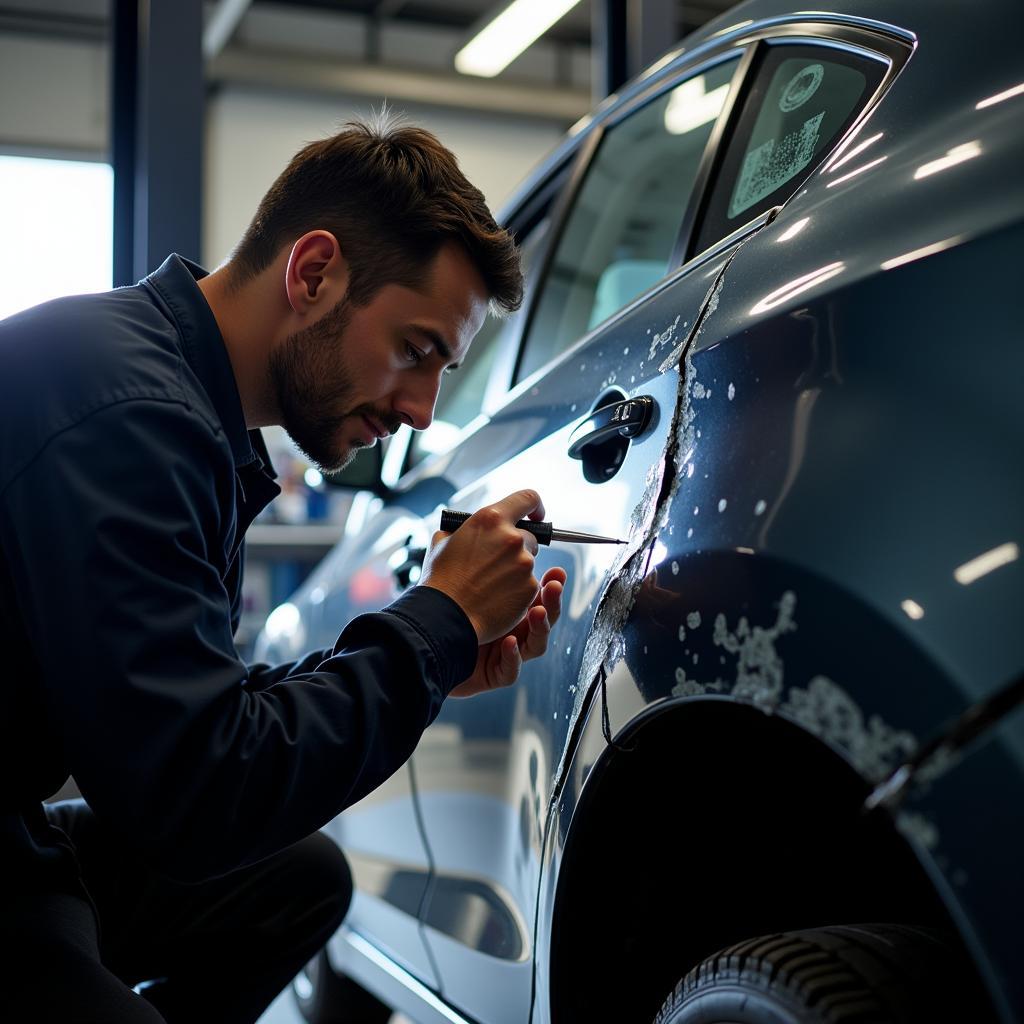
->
xmin=693 ymin=44 xmax=885 ymax=253
xmin=515 ymin=56 xmax=739 ymax=384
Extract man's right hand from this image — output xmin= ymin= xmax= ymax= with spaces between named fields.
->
xmin=419 ymin=489 xmax=545 ymax=644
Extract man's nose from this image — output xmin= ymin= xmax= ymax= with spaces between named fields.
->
xmin=394 ymin=375 xmax=441 ymax=432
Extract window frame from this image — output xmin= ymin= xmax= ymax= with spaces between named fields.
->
xmin=687 ymin=33 xmax=894 ymax=259
xmin=504 ymin=18 xmax=912 ymax=391
xmin=510 ymin=47 xmax=750 ymax=387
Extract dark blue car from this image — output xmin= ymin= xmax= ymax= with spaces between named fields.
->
xmin=258 ymin=1 xmax=1024 ymax=1020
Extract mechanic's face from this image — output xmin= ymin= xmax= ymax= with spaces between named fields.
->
xmin=270 ymin=242 xmax=488 ymax=473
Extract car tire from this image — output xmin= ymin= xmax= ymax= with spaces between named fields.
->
xmin=292 ymin=949 xmax=392 ymax=1024
xmin=652 ymin=923 xmax=984 ymax=1024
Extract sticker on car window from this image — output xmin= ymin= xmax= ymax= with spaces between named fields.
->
xmin=728 ymin=110 xmax=824 ymax=218
xmin=779 ymin=63 xmax=824 ymax=112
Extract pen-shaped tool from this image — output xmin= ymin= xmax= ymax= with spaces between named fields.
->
xmin=440 ymin=508 xmax=626 ymax=546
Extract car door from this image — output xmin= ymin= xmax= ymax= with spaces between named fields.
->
xmin=407 ymin=52 xmax=752 ymax=1024
xmin=257 ymin=192 xmax=562 ymax=991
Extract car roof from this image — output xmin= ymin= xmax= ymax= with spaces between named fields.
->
xmin=498 ymin=0 xmax=1022 ymax=225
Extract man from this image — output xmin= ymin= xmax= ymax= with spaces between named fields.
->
xmin=0 ymin=117 xmax=566 ymax=1021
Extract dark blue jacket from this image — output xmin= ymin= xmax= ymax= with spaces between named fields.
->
xmin=0 ymin=255 xmax=477 ymax=888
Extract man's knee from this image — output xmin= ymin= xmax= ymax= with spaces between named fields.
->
xmin=3 ymin=893 xmax=167 ymax=1023
xmin=289 ymin=830 xmax=354 ymax=935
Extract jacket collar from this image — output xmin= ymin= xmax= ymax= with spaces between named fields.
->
xmin=144 ymin=254 xmax=276 ymax=479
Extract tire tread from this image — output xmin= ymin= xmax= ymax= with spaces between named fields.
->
xmin=653 ymin=922 xmax=979 ymax=1024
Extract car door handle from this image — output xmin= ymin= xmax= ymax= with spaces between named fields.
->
xmin=567 ymin=395 xmax=655 ymax=459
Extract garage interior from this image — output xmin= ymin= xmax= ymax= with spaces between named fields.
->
xmin=4 ymin=2 xmax=1018 ymax=1023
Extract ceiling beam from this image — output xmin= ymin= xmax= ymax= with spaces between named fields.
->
xmin=203 ymin=0 xmax=253 ymax=60
xmin=207 ymin=44 xmax=590 ymax=122
xmin=372 ymin=0 xmax=411 ymax=20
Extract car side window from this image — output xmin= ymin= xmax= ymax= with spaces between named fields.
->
xmin=692 ymin=44 xmax=886 ymax=254
xmin=514 ymin=56 xmax=740 ymax=385
xmin=405 ymin=214 xmax=553 ymax=472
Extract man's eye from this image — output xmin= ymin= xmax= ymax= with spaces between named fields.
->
xmin=405 ymin=342 xmax=425 ymax=364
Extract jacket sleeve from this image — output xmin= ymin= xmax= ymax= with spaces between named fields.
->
xmin=244 ymin=647 xmax=338 ymax=692
xmin=0 ymin=398 xmax=478 ymax=881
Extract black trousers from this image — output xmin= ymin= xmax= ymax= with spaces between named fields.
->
xmin=4 ymin=799 xmax=353 ymax=1023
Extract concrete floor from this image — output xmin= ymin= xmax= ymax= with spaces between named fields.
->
xmin=256 ymin=987 xmax=414 ymax=1024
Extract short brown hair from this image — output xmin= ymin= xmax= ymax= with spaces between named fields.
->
xmin=227 ymin=113 xmax=523 ymax=315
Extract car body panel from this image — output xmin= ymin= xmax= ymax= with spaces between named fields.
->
xmin=414 ymin=244 xmax=747 ymax=1021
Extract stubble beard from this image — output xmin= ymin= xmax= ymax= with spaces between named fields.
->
xmin=269 ymin=296 xmax=365 ymax=474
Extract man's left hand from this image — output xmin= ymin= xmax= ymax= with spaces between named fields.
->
xmin=448 ymin=566 xmax=567 ymax=698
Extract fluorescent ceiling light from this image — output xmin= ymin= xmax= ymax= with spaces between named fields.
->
xmin=880 ymin=235 xmax=962 ymax=271
xmin=824 ymin=155 xmax=887 ymax=188
xmin=664 ymin=77 xmax=730 ymax=135
xmin=455 ymin=0 xmax=584 ymax=78
xmin=749 ymin=262 xmax=845 ymax=315
xmin=828 ymin=131 xmax=884 ymax=172
xmin=775 ymin=217 xmax=810 ymax=242
xmin=954 ymin=542 xmax=1019 ymax=585
xmin=976 ymin=81 xmax=1024 ymax=109
xmin=913 ymin=141 xmax=981 ymax=180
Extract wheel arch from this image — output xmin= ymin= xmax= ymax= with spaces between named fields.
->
xmin=545 ymin=696 xmax=993 ymax=1024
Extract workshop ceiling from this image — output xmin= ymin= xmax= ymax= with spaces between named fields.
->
xmin=264 ymin=0 xmax=736 ymax=46
xmin=0 ymin=0 xmax=740 ymax=122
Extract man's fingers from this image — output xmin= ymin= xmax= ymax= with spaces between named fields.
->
xmin=483 ymin=489 xmax=545 ymax=526
xmin=541 ymin=578 xmax=563 ymax=620
xmin=518 ymin=604 xmax=551 ymax=661
xmin=500 ymin=635 xmax=522 ymax=685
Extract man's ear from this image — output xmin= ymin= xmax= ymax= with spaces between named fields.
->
xmin=284 ymin=230 xmax=350 ymax=315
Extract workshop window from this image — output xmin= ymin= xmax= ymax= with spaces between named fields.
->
xmin=0 ymin=155 xmax=113 ymax=321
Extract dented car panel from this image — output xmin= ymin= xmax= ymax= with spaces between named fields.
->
xmin=257 ymin=1 xmax=1024 ymax=1022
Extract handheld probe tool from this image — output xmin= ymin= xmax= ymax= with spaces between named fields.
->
xmin=440 ymin=508 xmax=626 ymax=546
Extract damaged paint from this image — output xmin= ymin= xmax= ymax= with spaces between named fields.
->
xmin=550 ymin=248 xmax=749 ymax=801
xmin=779 ymin=675 xmax=918 ymax=783
xmin=666 ymin=592 xmax=922 ymax=789
xmin=712 ymin=591 xmax=798 ymax=711
xmin=551 ymin=282 xmax=725 ymax=789
xmin=646 ymin=314 xmax=684 ymax=362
